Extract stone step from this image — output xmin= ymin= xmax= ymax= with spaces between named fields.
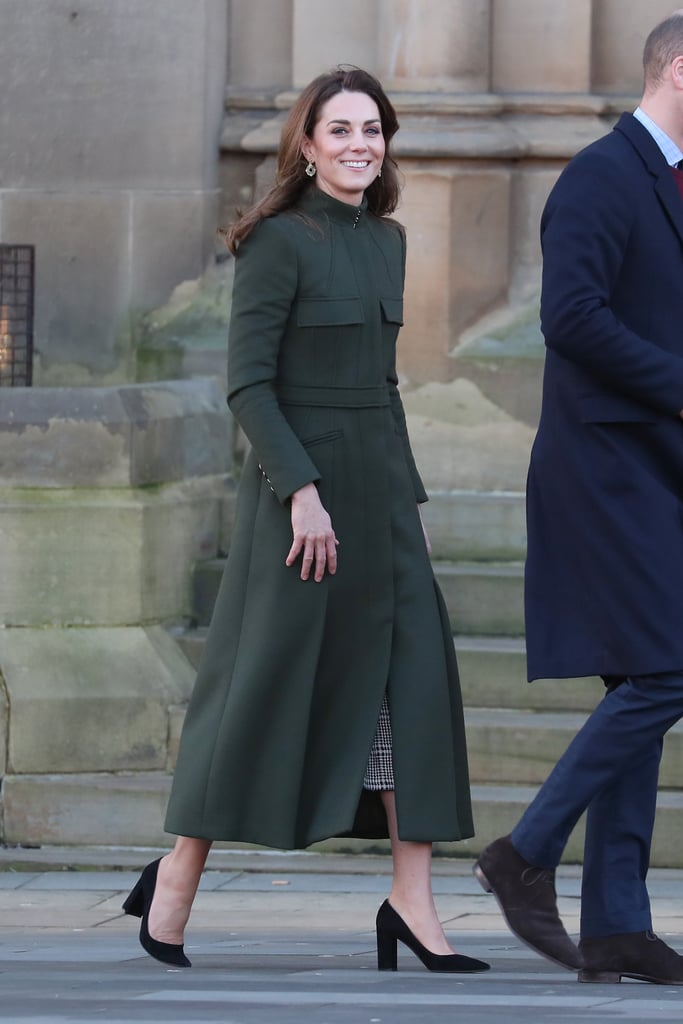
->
xmin=4 ymin=772 xmax=683 ymax=868
xmin=174 ymin=627 xmax=602 ymax=712
xmin=454 ymin=635 xmax=602 ymax=711
xmin=193 ymin=559 xmax=526 ymax=635
xmin=465 ymin=708 xmax=683 ymax=788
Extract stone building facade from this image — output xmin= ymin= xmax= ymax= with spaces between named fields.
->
xmin=2 ymin=0 xmax=683 ymax=857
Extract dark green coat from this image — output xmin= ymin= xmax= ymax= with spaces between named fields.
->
xmin=165 ymin=187 xmax=473 ymax=849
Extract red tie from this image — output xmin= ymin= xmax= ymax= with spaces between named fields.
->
xmin=672 ymin=163 xmax=683 ymax=199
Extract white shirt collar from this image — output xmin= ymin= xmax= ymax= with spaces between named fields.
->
xmin=633 ymin=107 xmax=683 ymax=167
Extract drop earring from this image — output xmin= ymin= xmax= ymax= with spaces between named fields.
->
xmin=305 ymin=161 xmax=316 ymax=178
xmin=377 ymin=166 xmax=383 ymax=179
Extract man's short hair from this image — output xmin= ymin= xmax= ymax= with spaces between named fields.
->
xmin=643 ymin=11 xmax=683 ymax=90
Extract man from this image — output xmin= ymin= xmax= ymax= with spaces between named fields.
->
xmin=474 ymin=11 xmax=683 ymax=985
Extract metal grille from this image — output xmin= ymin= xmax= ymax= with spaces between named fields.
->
xmin=0 ymin=245 xmax=35 ymax=386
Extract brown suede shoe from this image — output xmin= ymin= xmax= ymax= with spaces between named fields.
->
xmin=473 ymin=835 xmax=583 ymax=970
xmin=579 ymin=931 xmax=683 ymax=984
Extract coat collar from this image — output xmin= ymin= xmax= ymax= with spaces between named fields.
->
xmin=298 ymin=186 xmax=368 ymax=227
xmin=614 ymin=111 xmax=683 ymax=246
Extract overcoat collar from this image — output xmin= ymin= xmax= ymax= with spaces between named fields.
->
xmin=614 ymin=111 xmax=683 ymax=246
xmin=299 ymin=185 xmax=368 ymax=227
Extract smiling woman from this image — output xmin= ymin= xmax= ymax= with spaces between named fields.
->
xmin=122 ymin=65 xmax=487 ymax=980
xmin=301 ymin=91 xmax=386 ymax=206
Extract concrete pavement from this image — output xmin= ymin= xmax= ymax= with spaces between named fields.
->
xmin=1 ymin=845 xmax=683 ymax=1022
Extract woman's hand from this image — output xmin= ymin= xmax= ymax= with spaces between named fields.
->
xmin=286 ymin=482 xmax=339 ymax=582
xmin=418 ymin=504 xmax=432 ymax=555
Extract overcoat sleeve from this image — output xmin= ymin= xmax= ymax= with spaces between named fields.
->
xmin=227 ymin=217 xmax=321 ymax=504
xmin=540 ymin=149 xmax=683 ymax=414
xmin=385 ymin=223 xmax=429 ymax=504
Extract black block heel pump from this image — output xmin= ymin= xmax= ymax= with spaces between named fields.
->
xmin=122 ymin=858 xmax=191 ymax=968
xmin=375 ymin=900 xmax=490 ymax=974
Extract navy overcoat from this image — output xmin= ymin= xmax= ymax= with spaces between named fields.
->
xmin=526 ymin=113 xmax=683 ymax=681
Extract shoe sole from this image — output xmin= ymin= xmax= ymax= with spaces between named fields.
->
xmin=473 ymin=862 xmax=582 ymax=972
xmin=579 ymin=969 xmax=683 ymax=985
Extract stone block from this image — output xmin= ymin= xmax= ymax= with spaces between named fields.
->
xmin=130 ymin=192 xmax=219 ymax=310
xmin=399 ymin=164 xmax=511 ymax=384
xmin=591 ymin=0 xmax=676 ymax=94
xmin=0 ymin=477 xmax=226 ymax=626
xmin=0 ymin=672 xmax=7 ymax=773
xmin=465 ymin=709 xmax=683 ymax=789
xmin=2 ymin=191 xmax=131 ymax=380
xmin=0 ymin=626 xmax=193 ymax=774
xmin=440 ymin=784 xmax=683 ymax=868
xmin=376 ymin=0 xmax=490 ymax=92
xmin=492 ymin=0 xmax=592 ymax=94
xmin=0 ymin=0 xmax=226 ymax=190
xmin=228 ymin=0 xmax=292 ymax=91
xmin=435 ymin=561 xmax=525 ymax=637
xmin=0 ymin=379 xmax=232 ymax=488
xmin=292 ymin=0 xmax=376 ymax=87
xmin=1 ymin=772 xmax=173 ymax=847
xmin=509 ymin=167 xmax=559 ymax=301
xmin=419 ymin=490 xmax=526 ymax=561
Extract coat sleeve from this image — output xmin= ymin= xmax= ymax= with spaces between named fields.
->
xmin=385 ymin=222 xmax=429 ymax=503
xmin=540 ymin=149 xmax=683 ymax=415
xmin=227 ymin=217 xmax=322 ymax=504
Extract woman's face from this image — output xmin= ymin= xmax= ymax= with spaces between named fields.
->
xmin=303 ymin=90 xmax=385 ymax=206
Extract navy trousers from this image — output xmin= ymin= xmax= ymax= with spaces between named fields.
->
xmin=511 ymin=672 xmax=683 ymax=938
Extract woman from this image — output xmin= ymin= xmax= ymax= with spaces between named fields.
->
xmin=123 ymin=66 xmax=487 ymax=976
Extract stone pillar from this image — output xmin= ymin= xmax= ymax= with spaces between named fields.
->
xmin=228 ymin=0 xmax=292 ymax=91
xmin=376 ymin=0 xmax=490 ymax=92
xmin=0 ymin=379 xmax=234 ymax=845
xmin=0 ymin=0 xmax=228 ymax=385
xmin=399 ymin=163 xmax=511 ymax=384
xmin=292 ymin=0 xmax=376 ymax=86
xmin=508 ymin=166 xmax=560 ymax=302
xmin=591 ymin=0 xmax=677 ymax=95
xmin=491 ymin=0 xmax=592 ymax=93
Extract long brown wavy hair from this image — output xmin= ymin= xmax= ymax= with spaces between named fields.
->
xmin=225 ymin=66 xmax=401 ymax=254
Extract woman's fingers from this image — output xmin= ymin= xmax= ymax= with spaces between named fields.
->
xmin=285 ymin=529 xmax=337 ymax=581
xmin=287 ymin=483 xmax=338 ymax=581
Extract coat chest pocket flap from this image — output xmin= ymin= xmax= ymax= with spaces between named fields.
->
xmin=578 ymin=393 xmax=658 ymax=424
xmin=380 ymin=297 xmax=403 ymax=324
xmin=297 ymin=297 xmax=364 ymax=326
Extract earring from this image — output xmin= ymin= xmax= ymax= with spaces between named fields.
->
xmin=377 ymin=166 xmax=383 ymax=179
xmin=305 ymin=161 xmax=316 ymax=178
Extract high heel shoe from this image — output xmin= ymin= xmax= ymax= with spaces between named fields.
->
xmin=122 ymin=858 xmax=191 ymax=967
xmin=375 ymin=899 xmax=490 ymax=973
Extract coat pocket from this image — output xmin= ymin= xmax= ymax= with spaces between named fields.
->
xmin=578 ymin=393 xmax=658 ymax=424
xmin=301 ymin=428 xmax=344 ymax=448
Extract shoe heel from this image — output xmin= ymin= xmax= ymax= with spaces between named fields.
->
xmin=473 ymin=864 xmax=492 ymax=894
xmin=578 ymin=969 xmax=621 ymax=984
xmin=122 ymin=878 xmax=145 ymax=918
xmin=376 ymin=926 xmax=398 ymax=971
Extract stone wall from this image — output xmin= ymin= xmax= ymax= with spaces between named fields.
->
xmin=0 ymin=0 xmax=228 ymax=385
xmin=221 ymin=0 xmax=676 ymax=389
xmin=0 ymin=380 xmax=235 ymax=844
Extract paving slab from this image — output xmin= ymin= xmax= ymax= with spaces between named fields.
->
xmin=1 ymin=850 xmax=683 ymax=1023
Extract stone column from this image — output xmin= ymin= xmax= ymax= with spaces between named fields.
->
xmin=228 ymin=0 xmax=292 ymax=90
xmin=491 ymin=0 xmax=592 ymax=93
xmin=0 ymin=0 xmax=228 ymax=385
xmin=399 ymin=163 xmax=511 ymax=384
xmin=376 ymin=0 xmax=490 ymax=92
xmin=591 ymin=0 xmax=677 ymax=95
xmin=291 ymin=0 xmax=376 ymax=86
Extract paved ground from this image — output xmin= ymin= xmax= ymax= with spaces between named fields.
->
xmin=1 ymin=845 xmax=683 ymax=1023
